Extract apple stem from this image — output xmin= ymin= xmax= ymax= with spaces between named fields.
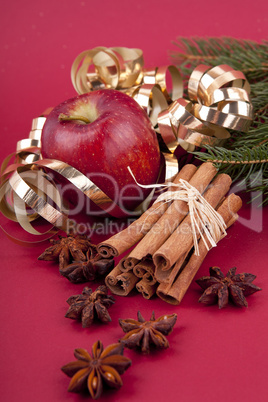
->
xmin=58 ymin=113 xmax=91 ymax=124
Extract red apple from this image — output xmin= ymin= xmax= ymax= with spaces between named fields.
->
xmin=41 ymin=89 xmax=161 ymax=217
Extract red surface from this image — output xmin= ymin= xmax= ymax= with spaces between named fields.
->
xmin=0 ymin=1 xmax=268 ymax=402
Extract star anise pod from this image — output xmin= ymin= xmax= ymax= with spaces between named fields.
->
xmin=65 ymin=285 xmax=115 ymax=328
xmin=61 ymin=340 xmax=131 ymax=399
xmin=59 ymin=247 xmax=114 ymax=283
xmin=196 ymin=266 xmax=262 ymax=308
xmin=119 ymin=311 xmax=177 ymax=354
xmin=38 ymin=234 xmax=93 ymax=269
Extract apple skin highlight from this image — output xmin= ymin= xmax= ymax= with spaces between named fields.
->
xmin=41 ymin=89 xmax=161 ymax=216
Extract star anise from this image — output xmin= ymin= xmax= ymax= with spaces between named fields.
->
xmin=65 ymin=285 xmax=115 ymax=328
xmin=38 ymin=234 xmax=93 ymax=269
xmin=119 ymin=311 xmax=177 ymax=354
xmin=59 ymin=247 xmax=114 ymax=283
xmin=196 ymin=266 xmax=262 ymax=308
xmin=61 ymin=340 xmax=131 ymax=399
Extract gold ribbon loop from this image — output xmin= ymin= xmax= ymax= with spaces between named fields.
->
xmin=157 ymin=98 xmax=231 ymax=151
xmin=0 ymin=154 xmax=120 ymax=235
xmin=154 ymin=65 xmax=183 ymax=101
xmin=71 ymin=46 xmax=144 ymax=94
xmin=198 ymin=64 xmax=251 ymax=103
xmin=142 ymin=65 xmax=183 ymax=102
xmin=31 ymin=117 xmax=46 ymax=130
xmin=217 ymin=100 xmax=254 ymax=117
xmin=178 ymin=126 xmax=230 ymax=147
xmin=17 ymin=117 xmax=46 ymax=151
xmin=92 ymin=48 xmax=121 ymax=88
xmin=85 ymin=73 xmax=106 ymax=91
xmin=162 ymin=153 xmax=179 ymax=180
xmin=16 ymin=139 xmax=41 ymax=151
xmin=110 ymin=47 xmax=144 ymax=88
xmin=193 ymin=103 xmax=253 ymax=132
xmin=157 ymin=63 xmax=252 ymax=153
xmin=132 ymin=83 xmax=168 ymax=127
xmin=29 ymin=130 xmax=42 ymax=140
xmin=188 ymin=64 xmax=210 ymax=102
xmin=10 ymin=168 xmax=67 ymax=234
xmin=207 ymin=87 xmax=251 ymax=106
xmin=0 ymin=166 xmax=65 ymax=236
xmin=71 ymin=47 xmax=107 ymax=94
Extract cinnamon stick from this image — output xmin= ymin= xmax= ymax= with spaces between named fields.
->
xmin=156 ymin=193 xmax=242 ymax=304
xmin=153 ymin=173 xmax=232 ymax=272
xmin=119 ymin=254 xmax=138 ymax=273
xmin=136 ymin=278 xmax=158 ymax=299
xmin=105 ymin=257 xmax=139 ymax=296
xmin=133 ymin=257 xmax=157 ymax=285
xmin=154 ymin=249 xmax=190 ymax=283
xmin=97 ymin=163 xmax=197 ymax=258
xmin=123 ymin=162 xmax=218 ymax=270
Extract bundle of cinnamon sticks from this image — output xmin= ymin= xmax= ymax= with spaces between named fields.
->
xmin=97 ymin=162 xmax=242 ymax=305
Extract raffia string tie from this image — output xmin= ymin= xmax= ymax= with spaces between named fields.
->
xmin=127 ymin=167 xmax=227 ymax=256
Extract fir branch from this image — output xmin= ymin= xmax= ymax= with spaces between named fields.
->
xmin=251 ymin=80 xmax=268 ymax=112
xmin=170 ymin=37 xmax=268 ymax=82
xmin=192 ymin=144 xmax=268 ymax=167
xmin=228 ymin=119 xmax=268 ymax=149
xmin=192 ymin=144 xmax=268 ymax=204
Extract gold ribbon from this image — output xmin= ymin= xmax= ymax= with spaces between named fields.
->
xmin=0 ymin=117 xmax=174 ymax=238
xmin=0 ymin=48 xmax=253 ymax=239
xmin=156 ymin=64 xmax=252 ymax=153
xmin=0 ymin=117 xmax=130 ymax=237
xmin=71 ymin=46 xmax=183 ymax=129
xmin=71 ymin=48 xmax=252 ymax=155
xmin=71 ymin=46 xmax=144 ymax=94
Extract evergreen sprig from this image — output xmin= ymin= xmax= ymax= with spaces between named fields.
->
xmin=170 ymin=37 xmax=268 ymax=82
xmin=250 ymin=80 xmax=268 ymax=112
xmin=193 ymin=144 xmax=268 ymax=205
xmin=229 ymin=118 xmax=268 ymax=149
xmin=193 ymin=144 xmax=268 ymax=174
xmin=170 ymin=37 xmax=268 ymax=205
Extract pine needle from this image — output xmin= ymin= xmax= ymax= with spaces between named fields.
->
xmin=193 ymin=145 xmax=268 ymax=205
xmin=169 ymin=37 xmax=268 ymax=204
xmin=170 ymin=37 xmax=268 ymax=82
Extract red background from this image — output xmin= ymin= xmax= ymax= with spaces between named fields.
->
xmin=0 ymin=1 xmax=267 ymax=401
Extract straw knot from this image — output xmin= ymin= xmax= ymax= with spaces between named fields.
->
xmin=127 ymin=166 xmax=227 ymax=256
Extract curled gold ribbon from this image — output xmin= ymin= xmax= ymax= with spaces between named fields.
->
xmin=71 ymin=48 xmax=252 ymax=155
xmin=0 ymin=116 xmax=126 ymax=236
xmin=0 ymin=114 xmax=178 ymax=238
xmin=71 ymin=47 xmax=144 ymax=94
xmin=193 ymin=103 xmax=253 ymax=132
xmin=157 ymin=64 xmax=252 ymax=153
xmin=0 ymin=48 xmax=254 ymax=239
xmin=1 ymin=116 xmax=177 ymax=238
xmin=71 ymin=46 xmax=183 ymax=128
